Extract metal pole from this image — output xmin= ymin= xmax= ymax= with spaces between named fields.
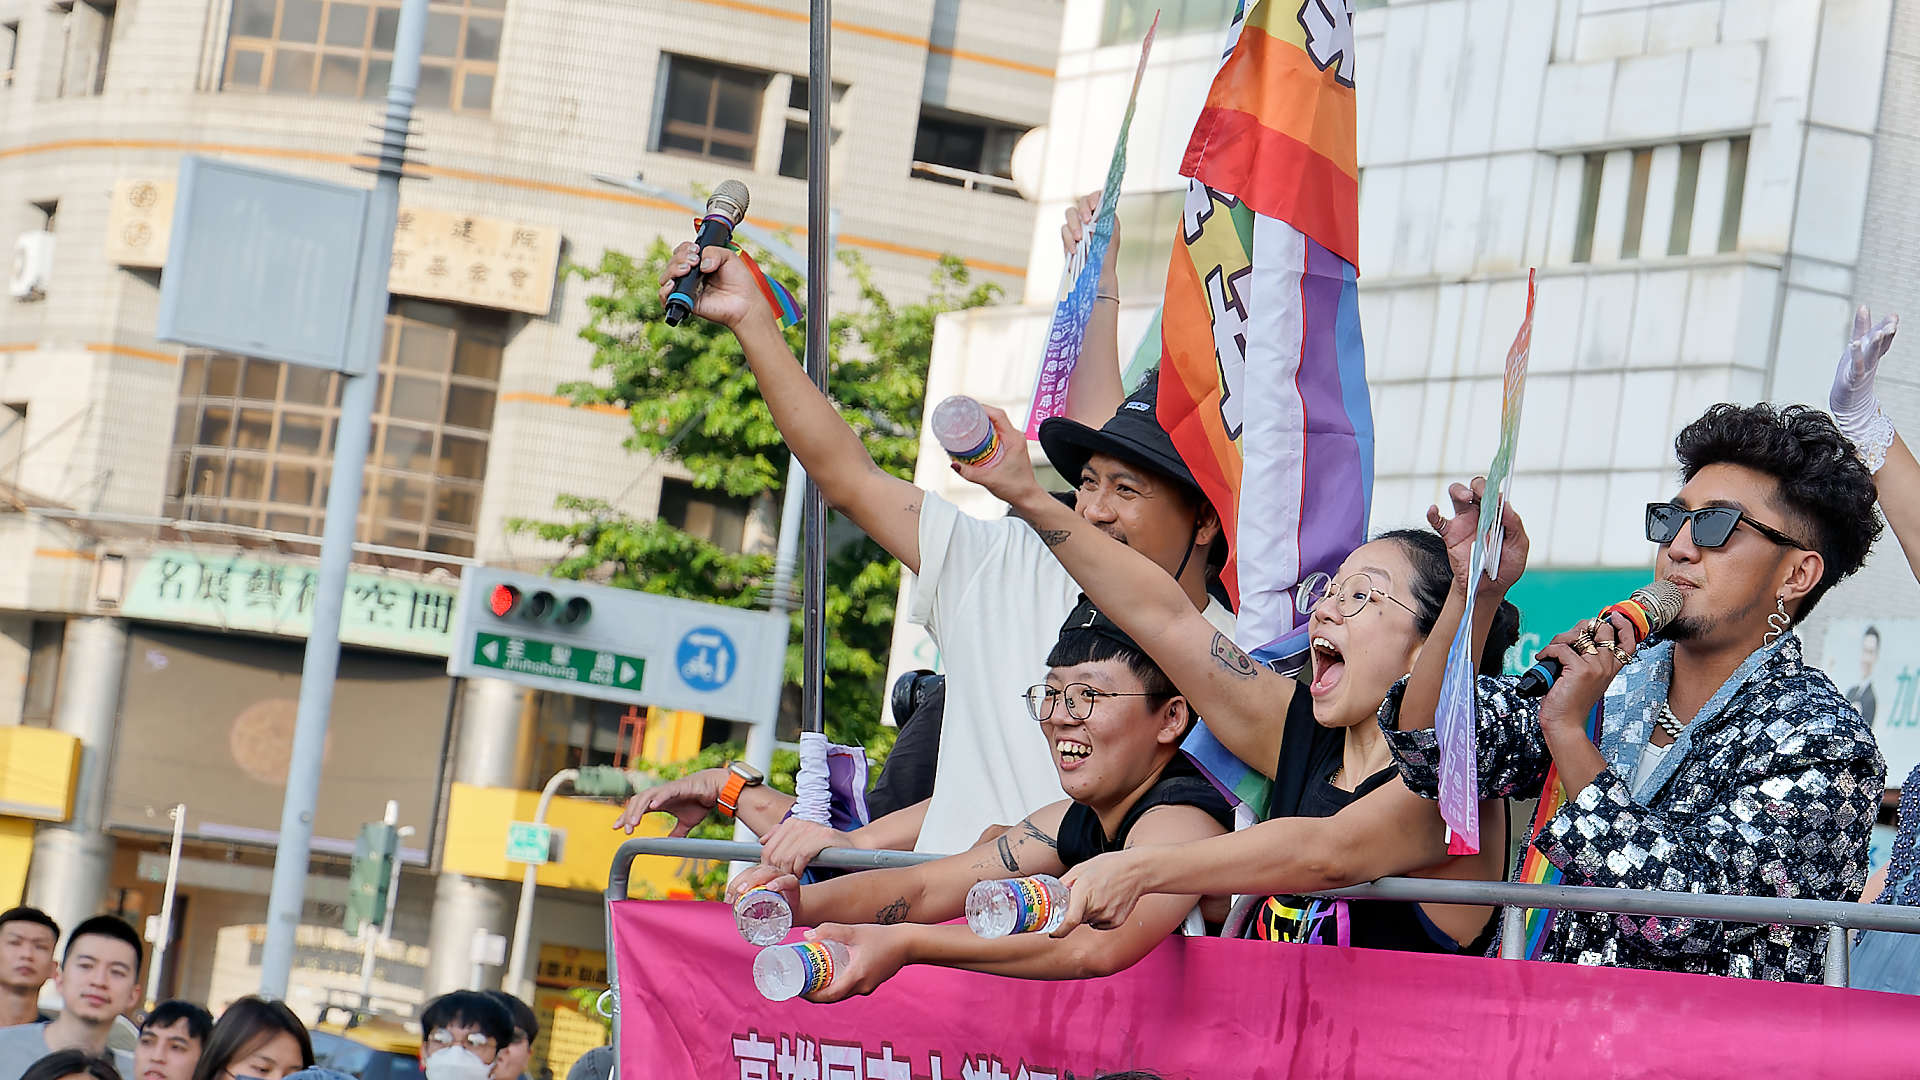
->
xmin=505 ymin=769 xmax=577 ymax=996
xmin=1498 ymin=905 xmax=1527 ymax=960
xmin=257 ymin=0 xmax=427 ymax=998
xmin=144 ymin=803 xmax=185 ymax=1006
xmin=356 ymin=801 xmax=399 ymax=1012
xmin=1823 ymin=925 xmax=1851 ymax=987
xmin=798 ymin=0 xmax=831 ymax=739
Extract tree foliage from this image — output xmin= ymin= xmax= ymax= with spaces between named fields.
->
xmin=512 ymin=240 xmax=999 ymax=763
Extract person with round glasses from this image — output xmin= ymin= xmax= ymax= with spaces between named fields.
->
xmin=723 ymin=599 xmax=1233 ymax=1001
xmin=953 ymin=409 xmax=1521 ymax=954
xmin=414 ymin=992 xmax=512 ymax=1079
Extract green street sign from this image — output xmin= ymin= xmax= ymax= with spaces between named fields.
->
xmin=471 ymin=632 xmax=645 ymax=691
xmin=506 ymin=821 xmax=552 ymax=865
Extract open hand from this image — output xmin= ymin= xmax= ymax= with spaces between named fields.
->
xmin=1425 ymin=477 xmax=1528 ymax=599
xmin=1055 ymin=848 xmax=1152 ymax=936
xmin=613 ymin=768 xmax=725 ymax=837
xmin=801 ymin=923 xmax=908 ymax=1003
xmin=1832 ymin=304 xmax=1899 ymax=418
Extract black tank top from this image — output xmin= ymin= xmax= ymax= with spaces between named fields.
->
xmin=1248 ymin=690 xmax=1497 ymax=954
xmin=1055 ymin=755 xmax=1235 ymax=868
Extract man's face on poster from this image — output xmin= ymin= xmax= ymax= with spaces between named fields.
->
xmin=1862 ymin=630 xmax=1881 ymax=680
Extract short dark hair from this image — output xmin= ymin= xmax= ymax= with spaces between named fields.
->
xmin=420 ymin=991 xmax=514 ymax=1050
xmin=1866 ymin=625 xmax=1881 ymax=644
xmin=1673 ymin=403 xmax=1881 ymax=619
xmin=0 ymin=907 xmax=59 ymax=941
xmin=1045 ymin=630 xmax=1175 ymax=704
xmin=192 ymin=997 xmax=313 ymax=1080
xmin=483 ymin=989 xmax=538 ymax=1042
xmin=22 ymin=1051 xmax=123 ymax=1080
xmin=1379 ymin=529 xmax=1522 ymax=677
xmin=143 ymin=1000 xmax=215 ymax=1044
xmin=64 ymin=915 xmax=143 ymax=970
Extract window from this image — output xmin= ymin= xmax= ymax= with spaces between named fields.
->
xmin=774 ymin=76 xmax=846 ymax=181
xmin=657 ymin=477 xmax=751 ymax=553
xmin=656 ymin=55 xmax=765 ymax=164
xmin=910 ymin=109 xmax=1028 ymax=198
xmin=22 ymin=620 xmax=64 ymax=727
xmin=2 ymin=22 xmax=19 ymax=87
xmin=1101 ymin=0 xmax=1236 ymax=46
xmin=1566 ymin=136 xmax=1749 ymax=265
xmin=223 ymin=0 xmax=501 ymax=113
xmin=168 ymin=299 xmax=503 ymax=557
xmin=55 ymin=1 xmax=114 ymax=97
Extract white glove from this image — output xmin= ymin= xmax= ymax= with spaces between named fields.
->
xmin=1830 ymin=304 xmax=1900 ymax=473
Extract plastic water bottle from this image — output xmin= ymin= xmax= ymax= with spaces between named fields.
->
xmin=752 ymin=940 xmax=849 ymax=1002
xmin=931 ymin=395 xmax=1003 ymax=468
xmin=734 ymin=886 xmax=794 ymax=946
xmin=966 ymin=875 xmax=1069 ymax=938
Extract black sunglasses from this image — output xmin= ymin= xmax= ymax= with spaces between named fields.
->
xmin=1645 ymin=502 xmax=1809 ymax=551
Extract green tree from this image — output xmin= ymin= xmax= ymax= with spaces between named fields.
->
xmin=513 ymin=238 xmax=998 ymax=769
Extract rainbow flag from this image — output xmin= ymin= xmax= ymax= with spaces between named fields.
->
xmin=1156 ymin=0 xmax=1371 ymax=671
xmin=1516 ymin=703 xmax=1604 ymax=959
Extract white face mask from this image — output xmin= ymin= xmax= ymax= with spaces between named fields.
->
xmin=425 ymin=1047 xmax=495 ymax=1080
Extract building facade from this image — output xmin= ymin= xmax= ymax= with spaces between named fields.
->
xmin=899 ymin=0 xmax=1917 ymax=784
xmin=0 ymin=0 xmax=1059 ymax=1066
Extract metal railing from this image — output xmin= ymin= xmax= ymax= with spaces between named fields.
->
xmin=908 ymin=160 xmax=1024 ymax=198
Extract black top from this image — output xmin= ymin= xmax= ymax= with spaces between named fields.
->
xmin=1055 ymin=755 xmax=1235 ymax=868
xmin=867 ymin=678 xmax=944 ymax=820
xmin=1248 ymin=690 xmax=1492 ymax=954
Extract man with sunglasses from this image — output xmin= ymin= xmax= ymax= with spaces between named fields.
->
xmin=1383 ymin=403 xmax=1886 ymax=981
xmin=724 ymin=599 xmax=1233 ymax=1000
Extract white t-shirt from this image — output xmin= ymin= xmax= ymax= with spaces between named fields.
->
xmin=909 ymin=491 xmax=1236 ymax=854
xmin=0 ymin=1022 xmax=133 ymax=1080
xmin=1631 ymin=739 xmax=1670 ymax=792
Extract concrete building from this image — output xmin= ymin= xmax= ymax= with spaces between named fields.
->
xmin=0 ymin=0 xmax=1058 ymax=1068
xmin=898 ymin=0 xmax=1920 ymax=793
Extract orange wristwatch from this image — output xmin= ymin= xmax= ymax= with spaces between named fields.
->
xmin=717 ymin=761 xmax=765 ymax=819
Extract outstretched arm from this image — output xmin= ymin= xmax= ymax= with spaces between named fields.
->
xmin=959 ymin=407 xmax=1293 ymax=777
xmin=1061 ymin=192 xmax=1126 ymax=427
xmin=659 ymin=244 xmax=926 ymax=573
xmin=1830 ymin=306 xmax=1920 ymax=577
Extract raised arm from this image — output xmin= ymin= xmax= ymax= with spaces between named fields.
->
xmin=804 ymin=803 xmax=1228 ymax=1000
xmin=1061 ymin=193 xmax=1126 ymax=427
xmin=1829 ymin=306 xmax=1920 ymax=577
xmin=659 ymin=244 xmax=926 ymax=573
xmin=958 ymin=407 xmax=1295 ymax=775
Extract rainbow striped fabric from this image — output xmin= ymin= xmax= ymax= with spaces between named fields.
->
xmin=1516 ymin=703 xmax=1604 ymax=960
xmin=731 ymin=244 xmax=803 ymax=327
xmin=1156 ymin=0 xmax=1372 ymax=672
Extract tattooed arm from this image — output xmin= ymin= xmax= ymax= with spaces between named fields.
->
xmin=730 ymin=802 xmax=1072 ymax=929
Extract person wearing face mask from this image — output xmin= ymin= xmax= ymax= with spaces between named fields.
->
xmin=415 ymin=992 xmax=513 ymax=1080
xmin=478 ymin=992 xmax=535 ymax=1080
xmin=724 ymin=598 xmax=1234 ymax=1001
xmin=188 ymin=997 xmax=312 ymax=1080
xmin=957 ymin=410 xmax=1516 ymax=951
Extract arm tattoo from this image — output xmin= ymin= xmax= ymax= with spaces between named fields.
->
xmin=876 ymin=897 xmax=909 ymax=925
xmin=996 ymin=834 xmax=1021 ymax=874
xmin=1035 ymin=528 xmax=1072 ymax=548
xmin=907 ymin=497 xmax=922 ymax=515
xmin=1017 ymin=820 xmax=1058 ymax=851
xmin=1211 ymin=632 xmax=1259 ymax=678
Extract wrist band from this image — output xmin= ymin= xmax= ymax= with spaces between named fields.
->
xmin=1096 ymin=293 xmax=1120 ymax=304
xmin=718 ymin=772 xmax=749 ymax=819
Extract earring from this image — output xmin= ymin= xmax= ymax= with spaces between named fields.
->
xmin=1764 ymin=594 xmax=1792 ymax=646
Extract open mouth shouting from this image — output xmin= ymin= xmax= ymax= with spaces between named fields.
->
xmin=1309 ymin=635 xmax=1346 ymax=698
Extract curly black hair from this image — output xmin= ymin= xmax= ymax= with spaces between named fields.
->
xmin=1673 ymin=403 xmax=1882 ymax=619
xmin=1380 ymin=528 xmax=1522 ymax=677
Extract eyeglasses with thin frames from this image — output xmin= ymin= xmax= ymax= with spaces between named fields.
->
xmin=1645 ymin=502 xmax=1810 ymax=551
xmin=425 ymin=1027 xmax=498 ymax=1061
xmin=1024 ymin=682 xmax=1157 ymax=721
xmin=1296 ymin=571 xmax=1420 ymax=620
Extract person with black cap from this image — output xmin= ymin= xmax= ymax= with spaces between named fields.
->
xmin=724 ymin=598 xmax=1233 ymax=1000
xmin=647 ymin=243 xmax=1234 ymax=860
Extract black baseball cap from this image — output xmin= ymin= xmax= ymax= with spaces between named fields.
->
xmin=1037 ymin=377 xmax=1202 ymax=498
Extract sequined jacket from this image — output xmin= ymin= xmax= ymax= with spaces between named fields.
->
xmin=1379 ymin=633 xmax=1884 ymax=982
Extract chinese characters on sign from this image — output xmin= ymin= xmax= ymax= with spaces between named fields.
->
xmin=104 ymin=180 xmax=562 ymax=316
xmin=732 ymin=1030 xmax=1062 ymax=1080
xmin=118 ymin=549 xmax=459 ymax=656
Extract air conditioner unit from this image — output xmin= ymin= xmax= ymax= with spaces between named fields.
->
xmin=10 ymin=231 xmax=54 ymax=300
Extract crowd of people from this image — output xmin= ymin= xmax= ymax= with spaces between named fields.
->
xmin=616 ymin=199 xmax=1920 ymax=1002
xmin=0 ymin=906 xmax=578 ymax=1080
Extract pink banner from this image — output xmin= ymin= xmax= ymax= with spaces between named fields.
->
xmin=613 ymin=900 xmax=1920 ymax=1078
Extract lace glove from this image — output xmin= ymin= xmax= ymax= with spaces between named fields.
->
xmin=1831 ymin=305 xmax=1900 ymax=473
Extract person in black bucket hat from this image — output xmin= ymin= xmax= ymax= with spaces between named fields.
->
xmin=626 ymin=241 xmax=1237 ymax=865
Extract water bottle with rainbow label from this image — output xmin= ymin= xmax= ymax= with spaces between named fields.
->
xmin=734 ymin=885 xmax=793 ymax=946
xmin=966 ymin=874 xmax=1069 ymax=938
xmin=931 ymin=395 xmax=1003 ymax=469
xmin=752 ymin=940 xmax=849 ymax=1001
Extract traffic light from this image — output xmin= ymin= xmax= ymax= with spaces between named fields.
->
xmin=487 ymin=583 xmax=592 ymax=627
xmin=345 ymin=821 xmax=398 ymax=935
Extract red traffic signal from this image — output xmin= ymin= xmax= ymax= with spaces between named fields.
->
xmin=484 ymin=582 xmax=591 ymax=627
xmin=489 ymin=584 xmax=521 ymax=617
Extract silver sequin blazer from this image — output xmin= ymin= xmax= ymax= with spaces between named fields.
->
xmin=1379 ymin=633 xmax=1885 ymax=982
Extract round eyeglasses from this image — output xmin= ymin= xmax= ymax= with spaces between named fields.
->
xmin=1024 ymin=682 xmax=1156 ymax=721
xmin=1296 ymin=571 xmax=1420 ymax=619
xmin=426 ymin=1028 xmax=497 ymax=1060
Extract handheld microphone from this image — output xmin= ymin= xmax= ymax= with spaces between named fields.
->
xmin=663 ymin=180 xmax=752 ymax=327
xmin=1514 ymin=579 xmax=1684 ymax=698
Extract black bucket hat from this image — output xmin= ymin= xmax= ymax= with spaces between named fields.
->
xmin=1037 ymin=377 xmax=1201 ymax=497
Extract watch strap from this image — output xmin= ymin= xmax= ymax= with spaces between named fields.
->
xmin=718 ymin=772 xmax=750 ymax=819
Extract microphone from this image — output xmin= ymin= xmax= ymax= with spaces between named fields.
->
xmin=1514 ymin=579 xmax=1684 ymax=698
xmin=663 ymin=180 xmax=752 ymax=327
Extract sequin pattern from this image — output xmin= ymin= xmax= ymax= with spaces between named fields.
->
xmin=1380 ymin=633 xmax=1885 ymax=982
